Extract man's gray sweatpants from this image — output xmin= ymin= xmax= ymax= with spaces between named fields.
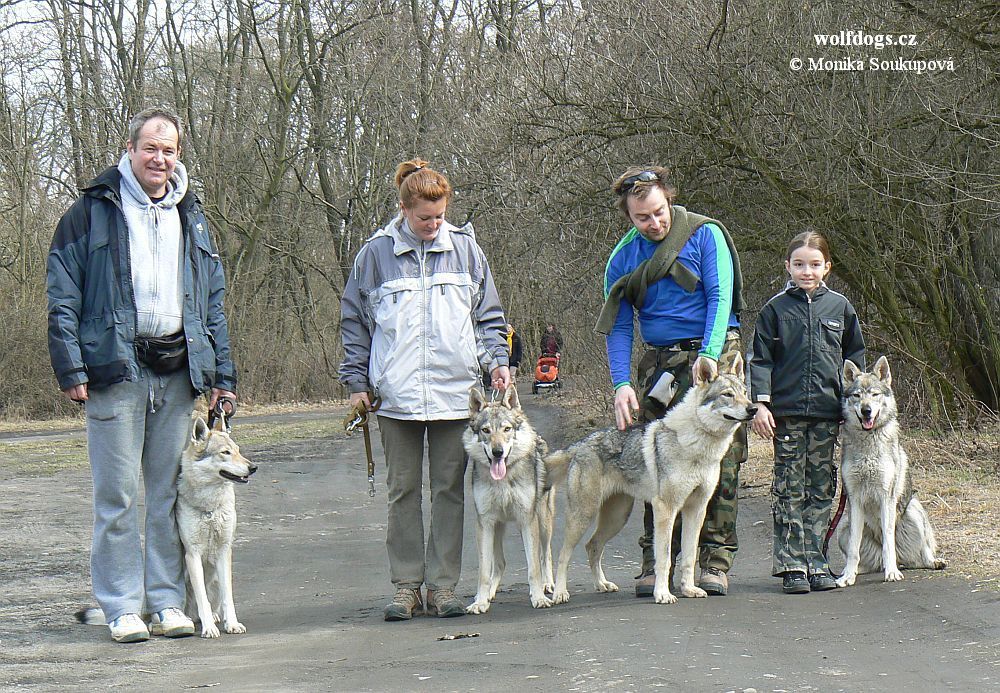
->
xmin=85 ymin=369 xmax=195 ymax=622
xmin=377 ymin=416 xmax=468 ymax=591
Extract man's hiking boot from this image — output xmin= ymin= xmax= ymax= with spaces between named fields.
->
xmin=635 ymin=572 xmax=655 ymax=598
xmin=782 ymin=571 xmax=811 ymax=594
xmin=384 ymin=588 xmax=423 ymax=621
xmin=699 ymin=567 xmax=728 ymax=596
xmin=808 ymin=572 xmax=837 ymax=591
xmin=425 ymin=588 xmax=465 ymax=617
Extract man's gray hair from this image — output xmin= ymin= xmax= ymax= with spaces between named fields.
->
xmin=127 ymin=106 xmax=183 ymax=145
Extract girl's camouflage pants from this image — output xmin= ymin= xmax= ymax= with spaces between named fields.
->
xmin=770 ymin=416 xmax=840 ymax=576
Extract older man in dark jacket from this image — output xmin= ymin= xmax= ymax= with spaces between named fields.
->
xmin=47 ymin=106 xmax=236 ymax=643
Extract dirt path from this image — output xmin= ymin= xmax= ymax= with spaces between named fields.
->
xmin=1 ymin=389 xmax=998 ymax=692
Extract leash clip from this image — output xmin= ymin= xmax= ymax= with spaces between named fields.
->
xmin=208 ymin=395 xmax=237 ymax=433
xmin=345 ymin=409 xmax=366 ymax=433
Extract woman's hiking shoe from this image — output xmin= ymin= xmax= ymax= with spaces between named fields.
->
xmin=808 ymin=573 xmax=837 ymax=591
xmin=384 ymin=588 xmax=423 ymax=621
xmin=782 ymin=572 xmax=811 ymax=594
xmin=699 ymin=567 xmax=729 ymax=596
xmin=425 ymin=588 xmax=465 ymax=617
xmin=635 ymin=572 xmax=655 ymax=598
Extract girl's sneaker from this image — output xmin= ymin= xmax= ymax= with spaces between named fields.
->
xmin=808 ymin=573 xmax=837 ymax=591
xmin=782 ymin=571 xmax=810 ymax=594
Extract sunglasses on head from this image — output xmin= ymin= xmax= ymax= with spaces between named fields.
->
xmin=620 ymin=170 xmax=658 ymax=194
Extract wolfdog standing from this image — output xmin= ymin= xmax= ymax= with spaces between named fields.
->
xmin=836 ymin=357 xmax=946 ymax=587
xmin=547 ymin=353 xmax=756 ymax=605
xmin=464 ymin=386 xmax=555 ymax=613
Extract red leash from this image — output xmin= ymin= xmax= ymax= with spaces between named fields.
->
xmin=823 ymin=482 xmax=848 ymax=558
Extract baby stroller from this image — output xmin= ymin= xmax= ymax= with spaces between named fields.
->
xmin=532 ymin=353 xmax=562 ymax=394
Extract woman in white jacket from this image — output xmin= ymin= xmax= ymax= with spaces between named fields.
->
xmin=340 ymin=159 xmax=511 ymax=621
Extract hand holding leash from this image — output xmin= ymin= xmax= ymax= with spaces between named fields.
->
xmin=208 ymin=394 xmax=237 ymax=433
xmin=490 ymin=365 xmax=511 ymax=392
xmin=343 ymin=394 xmax=381 ymax=496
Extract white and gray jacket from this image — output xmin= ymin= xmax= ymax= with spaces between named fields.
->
xmin=339 ymin=216 xmax=509 ymax=420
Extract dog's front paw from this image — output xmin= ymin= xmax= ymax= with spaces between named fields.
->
xmin=223 ymin=621 xmax=246 ymax=634
xmin=884 ymin=568 xmax=904 ymax=582
xmin=835 ymin=573 xmax=856 ymax=588
xmin=653 ymin=588 xmax=677 ymax=604
xmin=596 ymin=579 xmax=619 ymax=593
xmin=466 ymin=600 xmax=491 ymax=615
xmin=680 ymin=585 xmax=708 ymax=599
xmin=200 ymin=623 xmax=221 ymax=638
xmin=530 ymin=594 xmax=553 ymax=609
xmin=551 ymin=589 xmax=570 ymax=605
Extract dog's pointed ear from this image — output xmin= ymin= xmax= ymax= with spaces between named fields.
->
xmin=719 ymin=351 xmax=745 ymax=380
xmin=693 ymin=356 xmax=718 ymax=385
xmin=191 ymin=416 xmax=210 ymax=444
xmin=873 ymin=355 xmax=892 ymax=386
xmin=502 ymin=385 xmax=521 ymax=411
xmin=469 ymin=387 xmax=487 ymax=417
xmin=843 ymin=359 xmax=862 ymax=385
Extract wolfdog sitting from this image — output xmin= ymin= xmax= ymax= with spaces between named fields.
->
xmin=464 ymin=386 xmax=555 ymax=613
xmin=76 ymin=415 xmax=257 ymax=638
xmin=836 ymin=357 xmax=946 ymax=587
xmin=177 ymin=416 xmax=257 ymax=636
xmin=547 ymin=353 xmax=755 ymax=605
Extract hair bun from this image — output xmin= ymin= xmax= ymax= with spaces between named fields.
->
xmin=395 ymin=159 xmax=431 ymax=188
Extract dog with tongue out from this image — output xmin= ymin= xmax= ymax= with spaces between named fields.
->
xmin=463 ymin=385 xmax=557 ymax=613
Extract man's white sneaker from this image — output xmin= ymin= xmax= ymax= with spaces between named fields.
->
xmin=109 ymin=613 xmax=149 ymax=643
xmin=149 ymin=607 xmax=195 ymax=638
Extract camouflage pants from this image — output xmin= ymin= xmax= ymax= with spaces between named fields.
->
xmin=637 ymin=333 xmax=747 ymax=575
xmin=770 ymin=416 xmax=839 ymax=576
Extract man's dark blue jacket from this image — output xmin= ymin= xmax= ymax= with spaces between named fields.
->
xmin=47 ymin=166 xmax=237 ymax=394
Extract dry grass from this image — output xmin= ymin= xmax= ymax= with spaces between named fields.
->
xmin=0 ymin=400 xmax=353 ymax=478
xmin=743 ymin=430 xmax=1000 ymax=584
xmin=0 ymin=399 xmax=350 ymax=435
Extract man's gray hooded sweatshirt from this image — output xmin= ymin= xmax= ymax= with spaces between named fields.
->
xmin=117 ymin=152 xmax=187 ymax=338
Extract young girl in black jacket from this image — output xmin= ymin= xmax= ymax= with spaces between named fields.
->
xmin=749 ymin=232 xmax=865 ymax=594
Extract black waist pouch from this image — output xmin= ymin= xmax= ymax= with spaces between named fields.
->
xmin=135 ymin=331 xmax=188 ymax=374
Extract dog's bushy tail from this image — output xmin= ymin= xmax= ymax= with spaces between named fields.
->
xmin=75 ymin=607 xmax=106 ymax=625
xmin=543 ymin=449 xmax=571 ymax=492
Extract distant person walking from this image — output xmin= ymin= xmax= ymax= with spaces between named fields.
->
xmin=540 ymin=323 xmax=563 ymax=356
xmin=340 ymin=159 xmax=510 ymax=621
xmin=507 ymin=323 xmax=524 ymax=380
